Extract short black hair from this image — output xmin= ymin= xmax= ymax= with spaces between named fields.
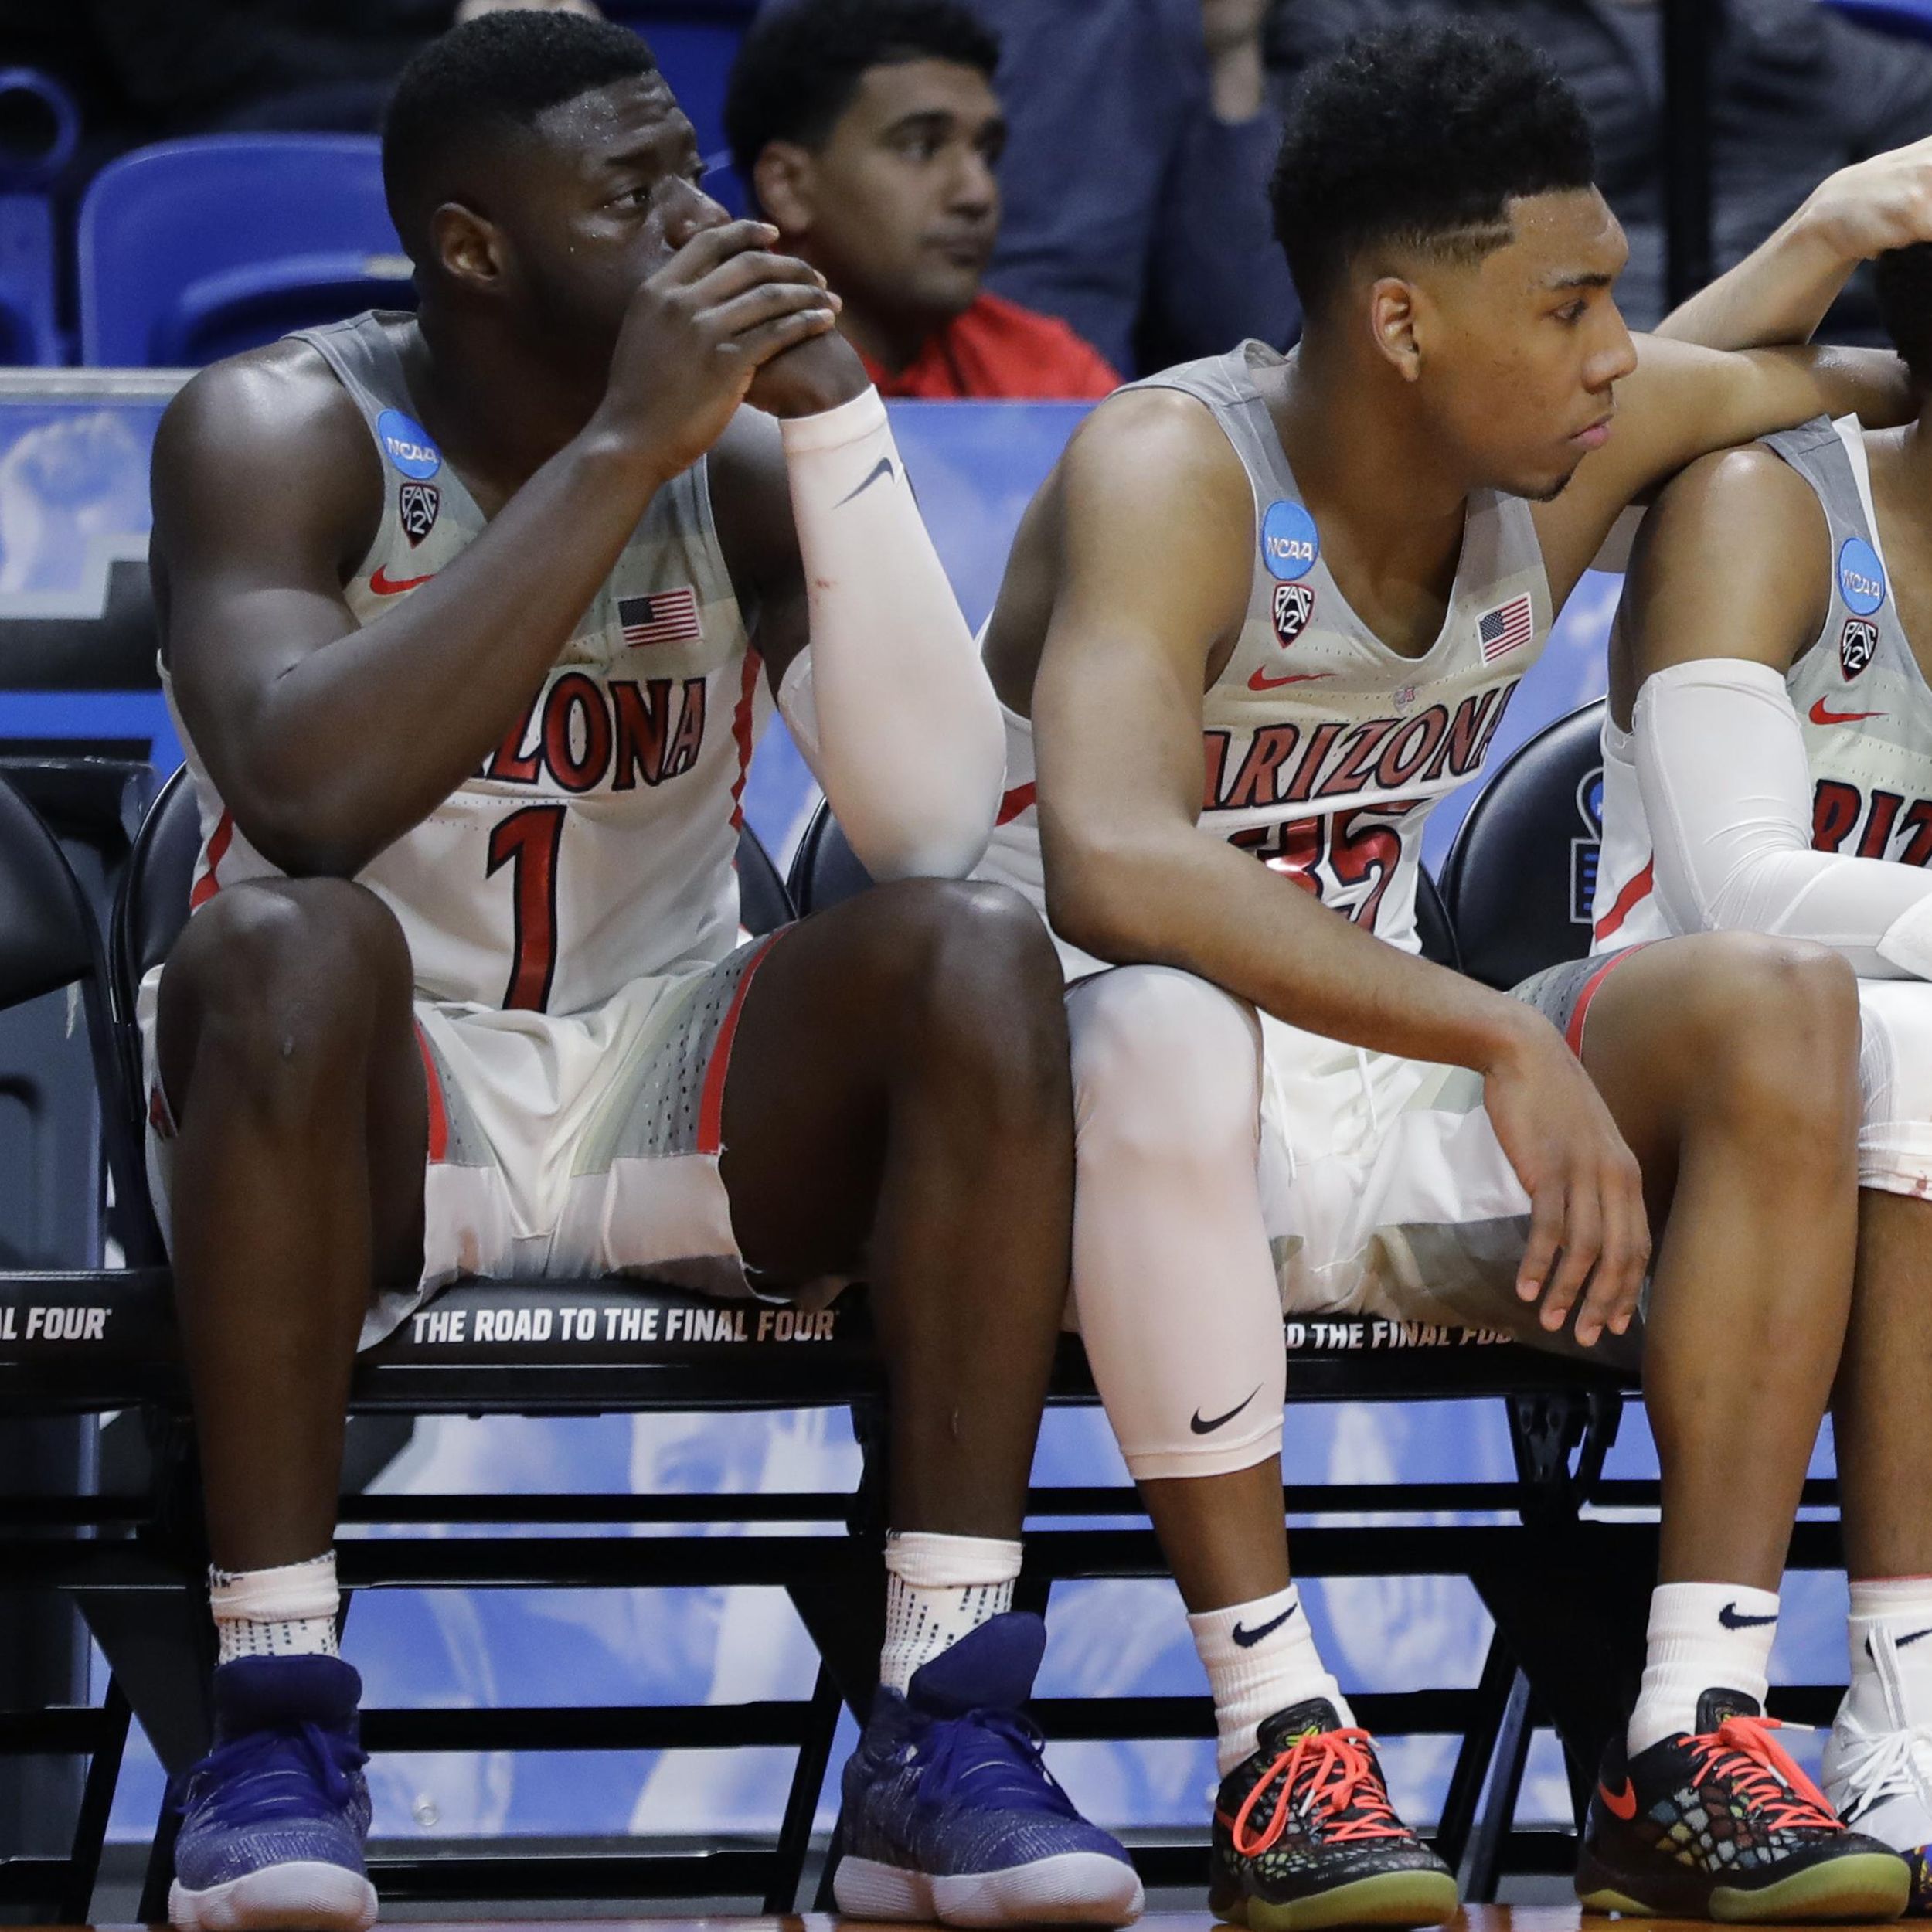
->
xmin=724 ymin=0 xmax=998 ymax=189
xmin=1270 ymin=21 xmax=1595 ymax=317
xmin=1876 ymin=243 xmax=1932 ymax=386
xmin=383 ymin=12 xmax=659 ymax=250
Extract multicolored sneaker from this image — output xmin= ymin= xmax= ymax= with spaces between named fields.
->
xmin=1825 ymin=1628 xmax=1932 ymax=1915
xmin=833 ymin=1611 xmax=1144 ymax=1926
xmin=1576 ymin=1689 xmax=1909 ymax=1921
xmin=1206 ymin=1699 xmax=1458 ymax=1930
xmin=169 ymin=1655 xmax=376 ymax=1932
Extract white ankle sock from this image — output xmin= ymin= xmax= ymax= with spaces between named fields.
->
xmin=209 ymin=1552 xmax=340 ymax=1665
xmin=1188 ymin=1584 xmax=1353 ymax=1779
xmin=1628 ymin=1580 xmax=1777 ymax=1757
xmin=1849 ymin=1575 xmax=1932 ymax=1685
xmin=880 ymin=1531 xmax=1022 ymax=1694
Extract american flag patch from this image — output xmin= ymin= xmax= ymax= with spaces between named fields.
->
xmin=618 ymin=586 xmax=702 ymax=648
xmin=1477 ymin=593 xmax=1534 ymax=663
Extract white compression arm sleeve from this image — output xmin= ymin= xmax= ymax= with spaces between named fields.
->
xmin=775 ymin=388 xmax=1004 ymax=880
xmin=1634 ymin=656 xmax=1932 ymax=978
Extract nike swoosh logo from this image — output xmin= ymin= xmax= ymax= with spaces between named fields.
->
xmin=1718 ymin=1601 xmax=1779 ymax=1630
xmin=1896 ymin=1627 xmax=1932 ymax=1648
xmin=369 ymin=565 xmax=435 ymax=595
xmin=1600 ymin=1777 xmax=1638 ymax=1821
xmin=1190 ymin=1387 xmax=1261 ymax=1435
xmin=1810 ymin=696 xmax=1886 ymax=725
xmin=1232 ymin=1604 xmax=1299 ymax=1648
xmin=835 ymin=456 xmax=896 ymax=505
xmin=1248 ymin=668 xmax=1336 ymax=692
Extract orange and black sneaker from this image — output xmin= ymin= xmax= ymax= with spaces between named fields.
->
xmin=1576 ymin=1689 xmax=1910 ymax=1921
xmin=1206 ymin=1699 xmax=1458 ymax=1930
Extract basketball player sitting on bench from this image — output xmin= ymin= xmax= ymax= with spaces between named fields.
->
xmin=141 ymin=15 xmax=1141 ymax=1932
xmin=1597 ymin=232 xmax=1932 ymax=1913
xmin=974 ymin=25 xmax=1932 ymax=1928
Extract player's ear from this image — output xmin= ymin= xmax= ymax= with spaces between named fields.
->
xmin=429 ymin=201 xmax=508 ymax=296
xmin=1367 ymin=275 xmax=1423 ymax=383
xmin=751 ymin=141 xmax=816 ymax=238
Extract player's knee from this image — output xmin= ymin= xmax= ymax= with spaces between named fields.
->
xmin=1690 ymin=935 xmax=1862 ymax=1149
xmin=165 ymin=882 xmax=407 ymax=1094
xmin=1070 ymin=965 xmax=1260 ymax=1168
xmin=886 ymin=879 xmax=1069 ymax=1114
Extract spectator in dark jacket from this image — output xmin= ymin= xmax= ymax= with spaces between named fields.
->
xmin=1265 ymin=0 xmax=1932 ymax=332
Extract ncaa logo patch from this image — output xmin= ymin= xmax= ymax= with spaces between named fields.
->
xmin=1841 ymin=617 xmax=1880 ymax=682
xmin=1838 ymin=536 xmax=1886 ymax=616
xmin=399 ymin=482 xmax=440 ymax=546
xmin=1271 ymin=581 xmax=1315 ymax=646
xmin=376 ymin=407 xmax=441 ymax=480
xmin=1261 ymin=499 xmax=1319 ymax=581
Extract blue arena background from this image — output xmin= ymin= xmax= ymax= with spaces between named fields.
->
xmin=0 ymin=376 xmax=1846 ymax=1849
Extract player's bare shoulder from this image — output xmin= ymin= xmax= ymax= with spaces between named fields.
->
xmin=150 ymin=337 xmax=385 ymax=628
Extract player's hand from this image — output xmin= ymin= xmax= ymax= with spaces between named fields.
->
xmin=1479 ymin=1009 xmax=1651 ymax=1349
xmin=593 ymin=219 xmax=841 ymax=481
xmin=744 ymin=328 xmax=870 ymax=420
xmin=1798 ymin=135 xmax=1932 ymax=265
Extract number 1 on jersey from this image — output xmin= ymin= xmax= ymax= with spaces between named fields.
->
xmin=487 ymin=804 xmax=565 ymax=1012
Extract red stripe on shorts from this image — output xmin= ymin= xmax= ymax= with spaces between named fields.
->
xmin=414 ymin=1022 xmax=449 ymax=1164
xmin=696 ymin=934 xmax=784 ymax=1157
xmin=996 ymin=781 xmax=1036 ymax=825
xmin=1593 ymin=855 xmax=1655 ymax=943
xmin=1563 ymin=944 xmax=1654 ymax=1059
xmin=189 ymin=809 xmax=235 ymax=910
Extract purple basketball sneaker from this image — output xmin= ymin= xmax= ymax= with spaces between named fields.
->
xmin=169 ymin=1655 xmax=376 ymax=1932
xmin=835 ymin=1611 xmax=1144 ymax=1927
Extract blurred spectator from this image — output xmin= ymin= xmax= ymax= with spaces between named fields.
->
xmin=727 ymin=0 xmax=1121 ymax=397
xmin=967 ymin=0 xmax=1300 ymax=372
xmin=1264 ymin=0 xmax=1932 ymax=333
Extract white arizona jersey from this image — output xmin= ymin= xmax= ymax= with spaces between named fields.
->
xmin=976 ymin=340 xmax=1549 ymax=968
xmin=1594 ymin=414 xmax=1932 ymax=950
xmin=162 ymin=311 xmax=764 ymax=1015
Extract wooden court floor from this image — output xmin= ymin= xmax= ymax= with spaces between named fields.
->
xmin=54 ymin=1914 xmax=1879 ymax=1930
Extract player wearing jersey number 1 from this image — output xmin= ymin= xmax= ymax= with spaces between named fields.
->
xmin=141 ymin=15 xmax=1138 ymax=1931
xmin=1598 ymin=224 xmax=1932 ymax=1912
xmin=973 ymin=24 xmax=1932 ymax=1927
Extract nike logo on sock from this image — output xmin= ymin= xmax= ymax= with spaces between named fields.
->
xmin=1718 ymin=1601 xmax=1779 ymax=1630
xmin=1232 ymin=1604 xmax=1298 ymax=1648
xmin=1191 ymin=1388 xmax=1260 ymax=1435
xmin=1896 ymin=1627 xmax=1932 ymax=1648
xmin=835 ymin=456 xmax=896 ymax=505
xmin=1599 ymin=1777 xmax=1638 ymax=1821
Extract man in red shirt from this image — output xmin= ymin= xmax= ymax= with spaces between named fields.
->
xmin=724 ymin=0 xmax=1120 ymax=400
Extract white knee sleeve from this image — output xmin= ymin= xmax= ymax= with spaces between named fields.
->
xmin=1067 ymin=966 xmax=1287 ymax=1482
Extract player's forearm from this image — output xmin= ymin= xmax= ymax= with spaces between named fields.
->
xmin=1046 ymin=820 xmax=1537 ymax=1070
xmin=232 ymin=430 xmax=668 ymax=876
xmin=777 ymin=389 xmax=1005 ymax=879
xmin=1656 ymin=202 xmax=1855 ymax=350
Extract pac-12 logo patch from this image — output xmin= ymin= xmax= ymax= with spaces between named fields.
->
xmin=1838 ymin=536 xmax=1886 ymax=615
xmin=1261 ymin=499 xmax=1319 ymax=581
xmin=376 ymin=408 xmax=441 ymax=479
xmin=399 ymin=482 xmax=440 ymax=546
xmin=1841 ymin=616 xmax=1880 ymax=681
xmin=1271 ymin=581 xmax=1315 ymax=645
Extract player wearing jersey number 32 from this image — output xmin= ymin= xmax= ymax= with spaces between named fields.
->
xmin=973 ymin=22 xmax=1932 ymax=1928
xmin=1599 ymin=224 xmax=1932 ymax=1913
xmin=141 ymin=14 xmax=1139 ymax=1932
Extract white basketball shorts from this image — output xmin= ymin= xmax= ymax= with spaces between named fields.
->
xmin=138 ymin=934 xmax=784 ymax=1349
